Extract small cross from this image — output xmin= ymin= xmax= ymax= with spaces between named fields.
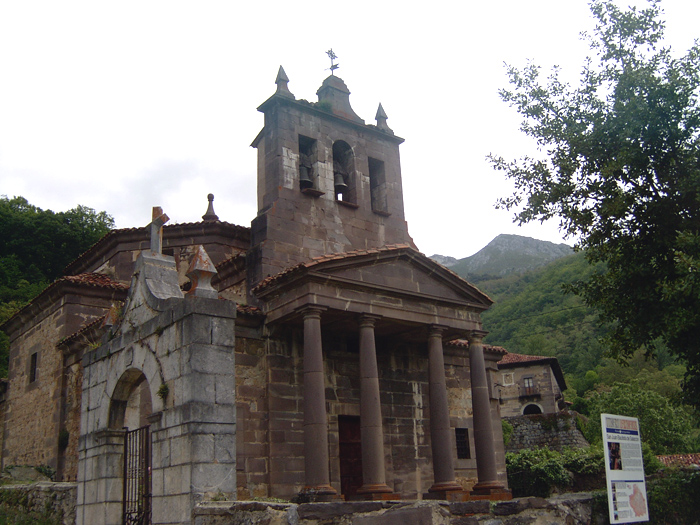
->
xmin=326 ymin=49 xmax=339 ymax=75
xmin=149 ymin=206 xmax=170 ymax=254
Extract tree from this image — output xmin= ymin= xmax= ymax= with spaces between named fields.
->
xmin=0 ymin=196 xmax=114 ymax=377
xmin=584 ymin=381 xmax=697 ymax=455
xmin=489 ymin=0 xmax=700 ymax=407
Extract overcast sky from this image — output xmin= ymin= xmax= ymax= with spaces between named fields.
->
xmin=1 ymin=1 xmax=698 ymax=259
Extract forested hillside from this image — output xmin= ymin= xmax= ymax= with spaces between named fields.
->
xmin=0 ymin=196 xmax=114 ymax=376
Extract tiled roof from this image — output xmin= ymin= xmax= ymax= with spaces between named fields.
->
xmin=57 ymin=314 xmax=108 ymax=349
xmin=252 ymin=244 xmax=444 ymax=294
xmin=2 ymin=273 xmax=129 ymax=333
xmin=499 ymin=352 xmax=552 ymax=365
xmin=62 ymin=273 xmax=130 ymax=290
xmin=446 ymin=340 xmax=507 ymax=355
xmin=237 ymin=304 xmax=263 ymax=316
xmin=63 ymin=220 xmax=250 ymax=275
xmin=657 ymin=454 xmax=700 ymax=468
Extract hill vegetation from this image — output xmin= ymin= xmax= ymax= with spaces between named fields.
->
xmin=0 ymin=196 xmax=114 ymax=376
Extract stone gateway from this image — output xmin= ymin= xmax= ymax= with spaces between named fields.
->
xmin=1 ymin=69 xmax=510 ymax=525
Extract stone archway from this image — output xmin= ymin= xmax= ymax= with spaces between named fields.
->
xmin=108 ymin=368 xmax=153 ymax=430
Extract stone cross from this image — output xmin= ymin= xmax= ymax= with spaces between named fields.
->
xmin=326 ymin=49 xmax=339 ymax=75
xmin=149 ymin=206 xmax=170 ymax=255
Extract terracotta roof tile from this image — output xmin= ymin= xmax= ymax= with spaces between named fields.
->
xmin=499 ymin=352 xmax=552 ymax=365
xmin=237 ymin=304 xmax=264 ymax=316
xmin=57 ymin=315 xmax=108 ymax=348
xmin=62 ymin=273 xmax=130 ymax=290
xmin=251 ymin=244 xmax=415 ymax=294
xmin=656 ymin=454 xmax=700 ymax=468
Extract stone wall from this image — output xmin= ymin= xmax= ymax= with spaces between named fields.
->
xmin=505 ymin=413 xmax=589 ymax=453
xmin=194 ymin=494 xmax=600 ymax=525
xmin=0 ymin=482 xmax=76 ymax=525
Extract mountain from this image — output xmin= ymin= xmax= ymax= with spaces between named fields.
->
xmin=440 ymin=234 xmax=573 ymax=279
xmin=428 ymin=254 xmax=458 ymax=267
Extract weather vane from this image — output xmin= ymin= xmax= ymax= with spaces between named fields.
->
xmin=326 ymin=49 xmax=339 ymax=75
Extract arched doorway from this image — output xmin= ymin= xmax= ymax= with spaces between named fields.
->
xmin=109 ymin=368 xmax=153 ymax=430
xmin=109 ymin=368 xmax=153 ymax=525
xmin=523 ymin=403 xmax=542 ymax=415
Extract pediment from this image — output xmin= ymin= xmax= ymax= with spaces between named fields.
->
xmin=315 ymin=255 xmax=491 ymax=308
xmin=254 ymin=246 xmax=492 ymax=310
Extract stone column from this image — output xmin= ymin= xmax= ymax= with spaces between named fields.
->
xmin=427 ymin=325 xmax=462 ymax=493
xmin=301 ymin=306 xmax=336 ymax=495
xmin=468 ymin=330 xmax=504 ymax=492
xmin=357 ymin=315 xmax=392 ymax=495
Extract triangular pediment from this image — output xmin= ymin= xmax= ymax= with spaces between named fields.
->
xmin=314 ymin=252 xmax=492 ymax=308
xmin=254 ymin=246 xmax=492 ymax=310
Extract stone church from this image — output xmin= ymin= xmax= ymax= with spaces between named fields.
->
xmin=0 ymin=68 xmax=510 ymax=524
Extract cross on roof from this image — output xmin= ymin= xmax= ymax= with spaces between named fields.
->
xmin=149 ymin=206 xmax=170 ymax=254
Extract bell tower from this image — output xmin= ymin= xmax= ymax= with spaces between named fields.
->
xmin=247 ymin=66 xmax=415 ymax=294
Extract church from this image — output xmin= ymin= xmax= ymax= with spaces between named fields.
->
xmin=0 ymin=67 xmax=510 ymax=524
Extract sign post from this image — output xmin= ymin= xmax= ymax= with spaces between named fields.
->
xmin=601 ymin=413 xmax=649 ymax=523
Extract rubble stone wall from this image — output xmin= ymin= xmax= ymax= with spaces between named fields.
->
xmin=505 ymin=412 xmax=589 ymax=453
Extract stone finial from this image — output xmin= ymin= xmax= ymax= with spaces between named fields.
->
xmin=375 ymin=103 xmax=392 ymax=132
xmin=202 ymin=193 xmax=219 ymax=222
xmin=149 ymin=206 xmax=170 ymax=255
xmin=102 ymin=303 xmax=122 ymax=329
xmin=186 ymin=245 xmax=219 ymax=299
xmin=275 ymin=65 xmax=295 ymax=99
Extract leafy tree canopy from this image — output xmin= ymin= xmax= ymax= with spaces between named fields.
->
xmin=489 ymin=0 xmax=700 ymax=406
xmin=0 ymin=196 xmax=114 ymax=377
xmin=584 ymin=381 xmax=698 ymax=455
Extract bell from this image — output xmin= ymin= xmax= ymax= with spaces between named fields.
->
xmin=299 ymin=166 xmax=313 ymax=190
xmin=334 ymin=171 xmax=348 ymax=194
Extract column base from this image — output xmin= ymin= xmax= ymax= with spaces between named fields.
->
xmin=469 ymin=483 xmax=512 ymax=501
xmin=423 ymin=489 xmax=469 ymax=501
xmin=428 ymin=481 xmax=463 ymax=493
xmin=346 ymin=492 xmax=401 ymax=501
xmin=300 ymin=484 xmax=339 ymax=497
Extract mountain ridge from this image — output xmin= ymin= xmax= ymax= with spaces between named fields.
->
xmin=431 ymin=234 xmax=573 ymax=278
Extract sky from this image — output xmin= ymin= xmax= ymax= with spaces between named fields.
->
xmin=1 ymin=1 xmax=698 ymax=259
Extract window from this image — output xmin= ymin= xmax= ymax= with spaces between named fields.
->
xmin=368 ymin=157 xmax=388 ymax=214
xmin=523 ymin=377 xmax=537 ymax=396
xmin=29 ymin=352 xmax=38 ymax=383
xmin=298 ymin=135 xmax=318 ymax=192
xmin=455 ymin=428 xmax=470 ymax=459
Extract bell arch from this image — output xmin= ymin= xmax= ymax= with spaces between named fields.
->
xmin=332 ymin=140 xmax=355 ymax=203
xmin=522 ymin=403 xmax=543 ymax=415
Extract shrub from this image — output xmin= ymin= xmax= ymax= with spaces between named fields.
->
xmin=502 ymin=420 xmax=513 ymax=447
xmin=646 ymin=469 xmax=700 ymax=524
xmin=505 ymin=448 xmax=572 ymax=497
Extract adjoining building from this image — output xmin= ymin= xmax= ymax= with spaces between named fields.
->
xmin=1 ymin=68 xmax=511 ymax=525
xmin=495 ymin=351 xmax=567 ymax=417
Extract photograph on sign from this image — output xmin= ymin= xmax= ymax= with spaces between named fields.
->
xmin=601 ymin=414 xmax=649 ymax=523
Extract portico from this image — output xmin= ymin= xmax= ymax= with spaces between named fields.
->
xmin=253 ymin=244 xmax=508 ymax=499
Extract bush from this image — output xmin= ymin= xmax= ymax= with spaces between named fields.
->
xmin=506 ymin=448 xmax=572 ymax=497
xmin=502 ymin=420 xmax=513 ymax=447
xmin=646 ymin=469 xmax=700 ymax=524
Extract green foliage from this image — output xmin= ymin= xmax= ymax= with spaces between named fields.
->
xmin=489 ymin=0 xmax=700 ymax=408
xmin=646 ymin=469 xmax=700 ymax=525
xmin=505 ymin=447 xmax=572 ymax=497
xmin=584 ymin=381 xmax=697 ymax=455
xmin=157 ymin=383 xmax=169 ymax=401
xmin=502 ymin=420 xmax=513 ymax=446
xmin=0 ymin=196 xmax=114 ymax=378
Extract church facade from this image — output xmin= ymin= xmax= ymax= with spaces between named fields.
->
xmin=1 ymin=69 xmax=509 ymax=525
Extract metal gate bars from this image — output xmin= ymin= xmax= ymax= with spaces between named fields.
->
xmin=123 ymin=425 xmax=151 ymax=525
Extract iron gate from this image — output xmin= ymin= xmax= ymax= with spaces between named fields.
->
xmin=123 ymin=425 xmax=151 ymax=525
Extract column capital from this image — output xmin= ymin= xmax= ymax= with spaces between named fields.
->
xmin=358 ymin=313 xmax=382 ymax=327
xmin=297 ymin=305 xmax=327 ymax=319
xmin=468 ymin=329 xmax=489 ymax=344
xmin=428 ymin=324 xmax=449 ymax=337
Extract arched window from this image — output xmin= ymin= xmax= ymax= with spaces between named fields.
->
xmin=332 ymin=140 xmax=356 ymax=204
xmin=523 ymin=403 xmax=542 ymax=415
